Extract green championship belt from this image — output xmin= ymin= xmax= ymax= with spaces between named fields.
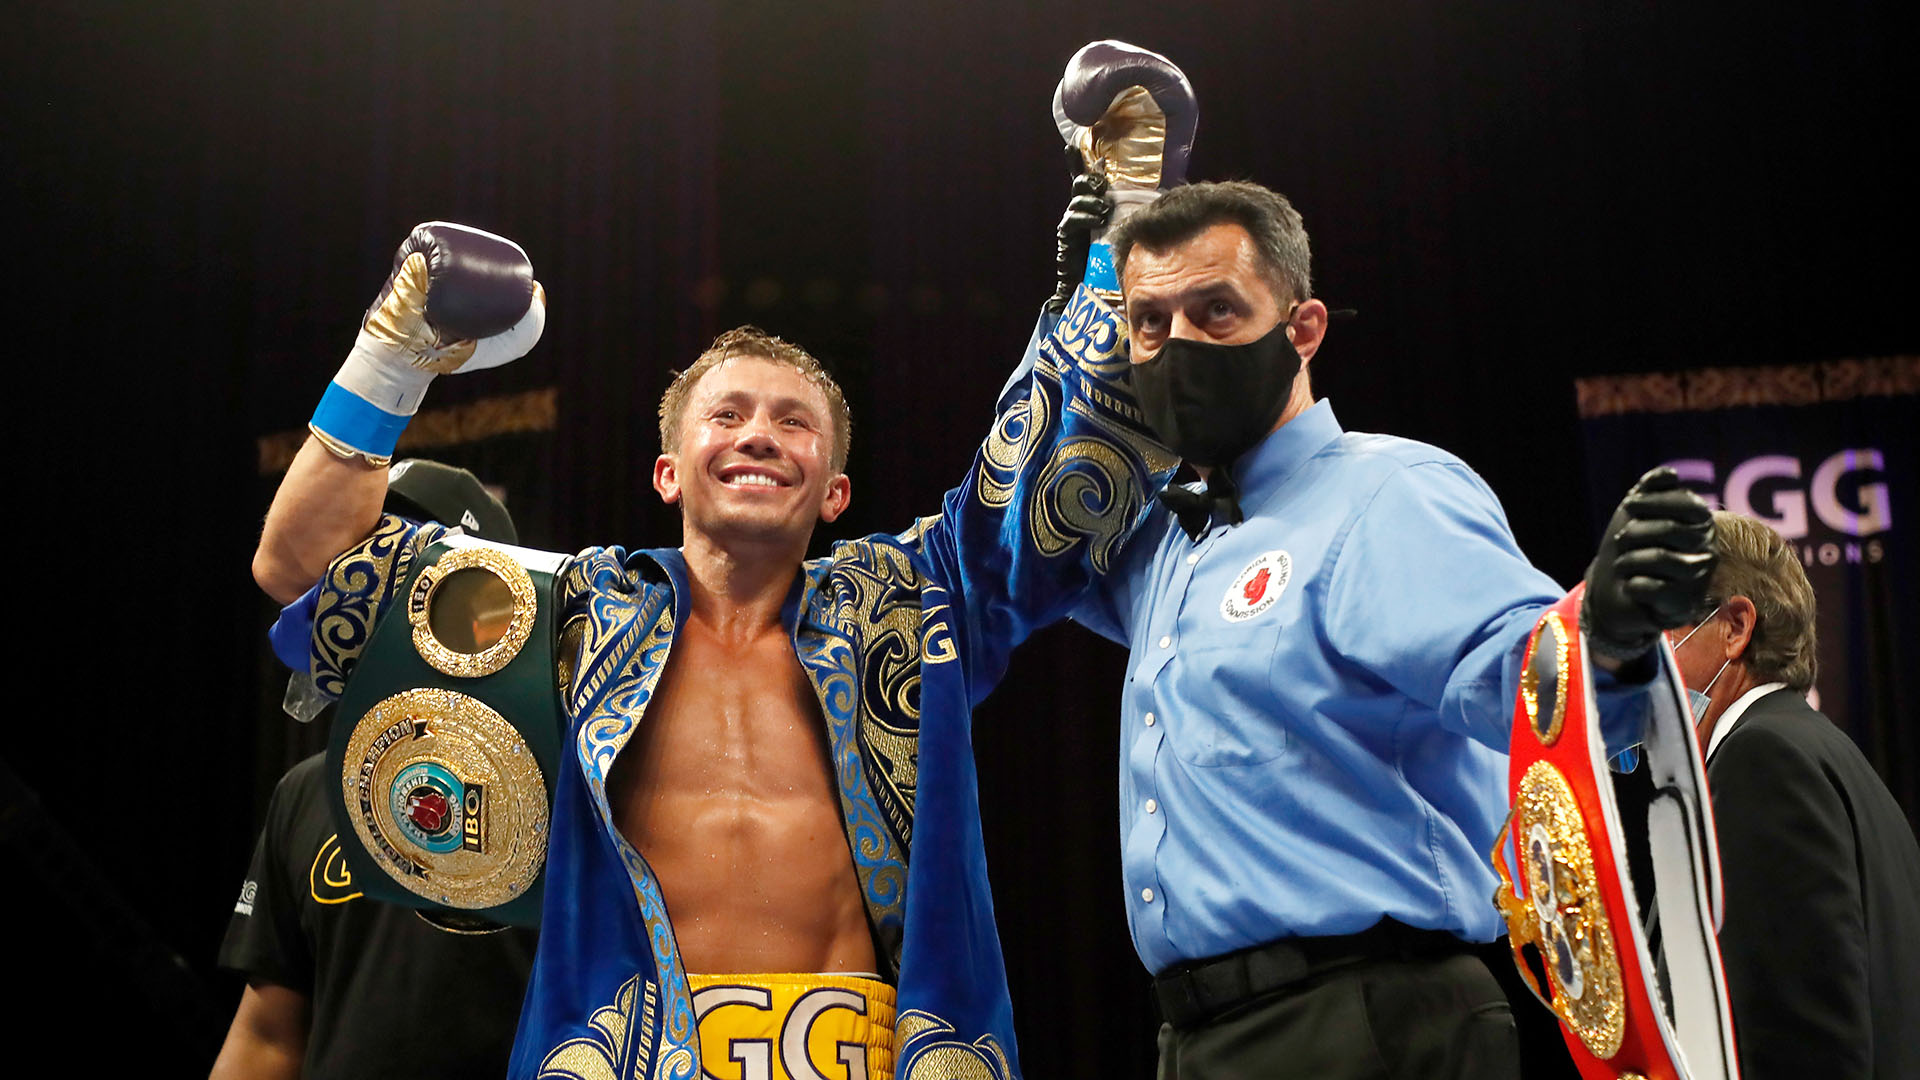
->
xmin=325 ymin=535 xmax=570 ymax=927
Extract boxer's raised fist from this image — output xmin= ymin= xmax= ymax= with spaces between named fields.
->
xmin=359 ymin=222 xmax=546 ymax=377
xmin=1052 ymin=40 xmax=1197 ymax=192
xmin=312 ymin=222 xmax=546 ymax=462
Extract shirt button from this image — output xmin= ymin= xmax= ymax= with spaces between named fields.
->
xmin=1158 ymin=635 xmax=1171 ymax=649
xmin=1185 ymin=552 xmax=1199 ymax=565
xmin=1141 ymin=887 xmax=1155 ymax=903
xmin=1143 ymin=712 xmax=1156 ymax=727
xmin=1145 ymin=799 xmax=1158 ymax=815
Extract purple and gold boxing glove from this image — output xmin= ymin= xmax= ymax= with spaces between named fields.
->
xmin=1052 ymin=40 xmax=1197 ymax=297
xmin=310 ymin=222 xmax=547 ymax=465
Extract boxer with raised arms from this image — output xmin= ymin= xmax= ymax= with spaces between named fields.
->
xmin=253 ymin=41 xmax=1192 ymax=1080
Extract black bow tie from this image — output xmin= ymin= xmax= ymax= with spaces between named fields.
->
xmin=1159 ymin=469 xmax=1245 ymax=542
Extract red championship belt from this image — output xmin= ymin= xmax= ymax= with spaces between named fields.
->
xmin=1491 ymin=586 xmax=1741 ymax=1080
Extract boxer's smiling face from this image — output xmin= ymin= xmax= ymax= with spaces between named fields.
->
xmin=654 ymin=356 xmax=851 ymax=547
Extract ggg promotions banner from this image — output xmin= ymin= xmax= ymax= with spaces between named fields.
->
xmin=1576 ymin=358 xmax=1918 ymax=824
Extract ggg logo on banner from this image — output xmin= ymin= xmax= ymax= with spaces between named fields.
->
xmin=1223 ymin=550 xmax=1291 ymax=622
xmin=1666 ymin=449 xmax=1892 ymax=540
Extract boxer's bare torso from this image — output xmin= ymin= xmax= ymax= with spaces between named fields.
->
xmin=606 ymin=605 xmax=877 ymax=976
xmin=255 ymin=341 xmax=874 ymax=980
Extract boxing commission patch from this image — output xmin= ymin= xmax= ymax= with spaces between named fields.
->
xmin=1222 ymin=550 xmax=1291 ymax=622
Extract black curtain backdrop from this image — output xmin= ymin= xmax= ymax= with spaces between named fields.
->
xmin=12 ymin=1 xmax=1910 ymax=1075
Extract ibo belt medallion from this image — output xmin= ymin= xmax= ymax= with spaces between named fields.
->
xmin=340 ymin=687 xmax=548 ymax=910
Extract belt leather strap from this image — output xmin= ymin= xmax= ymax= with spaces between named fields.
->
xmin=326 ymin=535 xmax=570 ymax=927
xmin=1154 ymin=920 xmax=1470 ymax=1029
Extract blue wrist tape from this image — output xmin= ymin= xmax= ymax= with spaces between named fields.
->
xmin=1084 ymin=240 xmax=1120 ymax=293
xmin=311 ymin=381 xmax=411 ymax=458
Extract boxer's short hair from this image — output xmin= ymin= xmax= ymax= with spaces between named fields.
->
xmin=657 ymin=326 xmax=852 ymax=472
xmin=1701 ymin=510 xmax=1819 ymax=692
xmin=1109 ymin=180 xmax=1314 ymax=305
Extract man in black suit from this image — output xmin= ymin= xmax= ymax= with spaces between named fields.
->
xmin=1666 ymin=510 xmax=1920 ymax=1080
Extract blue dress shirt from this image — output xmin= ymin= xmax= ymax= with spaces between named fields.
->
xmin=1076 ymin=400 xmax=1593 ymax=973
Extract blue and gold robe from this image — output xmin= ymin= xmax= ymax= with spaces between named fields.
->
xmin=293 ymin=287 xmax=1169 ymax=1079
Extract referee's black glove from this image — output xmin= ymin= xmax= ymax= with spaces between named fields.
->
xmin=1046 ymin=148 xmax=1112 ymax=314
xmin=1581 ymin=466 xmax=1718 ymax=664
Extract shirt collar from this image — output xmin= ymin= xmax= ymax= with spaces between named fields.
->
xmin=1704 ymin=681 xmax=1789 ymax=762
xmin=1228 ymin=398 xmax=1344 ymax=502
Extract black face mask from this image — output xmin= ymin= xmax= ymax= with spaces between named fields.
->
xmin=1129 ymin=315 xmax=1302 ymax=469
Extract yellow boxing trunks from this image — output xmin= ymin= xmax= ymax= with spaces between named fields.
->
xmin=687 ymin=973 xmax=896 ymax=1080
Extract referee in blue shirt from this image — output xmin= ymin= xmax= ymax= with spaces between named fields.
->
xmin=1068 ymin=181 xmax=1714 ymax=1079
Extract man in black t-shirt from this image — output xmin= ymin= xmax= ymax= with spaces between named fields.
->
xmin=210 ymin=460 xmax=536 ymax=1080
xmin=213 ymin=754 xmax=538 ymax=1079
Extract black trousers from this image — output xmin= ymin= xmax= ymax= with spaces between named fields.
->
xmin=1156 ymin=951 xmax=1521 ymax=1080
